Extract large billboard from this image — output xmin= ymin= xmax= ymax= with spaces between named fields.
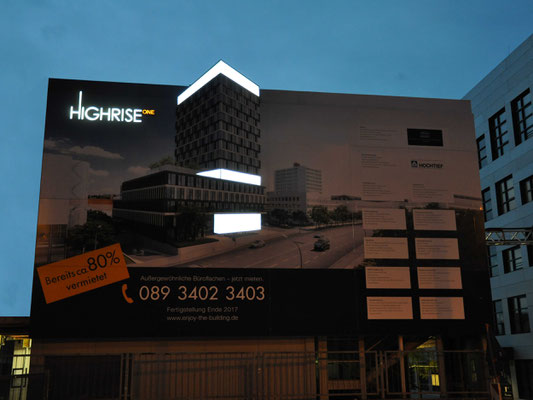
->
xmin=31 ymin=73 xmax=492 ymax=338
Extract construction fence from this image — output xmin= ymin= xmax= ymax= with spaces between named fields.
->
xmin=0 ymin=349 xmax=491 ymax=400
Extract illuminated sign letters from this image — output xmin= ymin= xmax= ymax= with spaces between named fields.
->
xmin=69 ymin=91 xmax=155 ymax=123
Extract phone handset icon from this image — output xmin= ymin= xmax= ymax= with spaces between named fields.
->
xmin=122 ymin=284 xmax=134 ymax=304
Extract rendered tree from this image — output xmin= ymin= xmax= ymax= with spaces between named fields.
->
xmin=311 ymin=206 xmax=329 ymax=228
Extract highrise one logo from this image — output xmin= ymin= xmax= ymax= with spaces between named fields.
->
xmin=68 ymin=91 xmax=155 ymax=123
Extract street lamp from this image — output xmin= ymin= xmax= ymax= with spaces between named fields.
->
xmin=94 ymin=224 xmax=102 ymax=250
xmin=293 ymin=241 xmax=304 ymax=268
xmin=282 ymin=233 xmax=304 ymax=268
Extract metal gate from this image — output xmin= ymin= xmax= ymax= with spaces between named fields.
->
xmin=1 ymin=349 xmax=491 ymax=399
xmin=130 ymin=352 xmax=316 ymax=400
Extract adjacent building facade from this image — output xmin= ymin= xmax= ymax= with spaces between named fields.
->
xmin=464 ymin=34 xmax=533 ymax=399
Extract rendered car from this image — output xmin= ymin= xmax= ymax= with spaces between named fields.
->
xmin=249 ymin=240 xmax=266 ymax=249
xmin=313 ymin=239 xmax=330 ymax=251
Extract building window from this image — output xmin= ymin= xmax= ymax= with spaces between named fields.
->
xmin=503 ymin=246 xmax=523 ymax=273
xmin=511 ymin=89 xmax=533 ymax=145
xmin=493 ymin=300 xmax=505 ymax=335
xmin=520 ymin=175 xmax=533 ymax=205
xmin=508 ymin=295 xmax=530 ymax=334
xmin=482 ymin=188 xmax=493 ymax=221
xmin=488 ymin=246 xmax=499 ymax=277
xmin=489 ymin=108 xmax=509 ymax=160
xmin=496 ymin=175 xmax=516 ymax=215
xmin=476 ymin=135 xmax=488 ymax=169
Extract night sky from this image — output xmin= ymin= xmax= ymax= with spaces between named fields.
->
xmin=1 ymin=0 xmax=532 ymax=316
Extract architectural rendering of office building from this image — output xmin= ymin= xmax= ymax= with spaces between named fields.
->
xmin=266 ymin=163 xmax=322 ymax=213
xmin=274 ymin=163 xmax=322 ymax=193
xmin=175 ymin=64 xmax=261 ymax=175
xmin=464 ymin=34 xmax=533 ymax=399
xmin=113 ymin=166 xmax=264 ymax=242
xmin=35 ymin=153 xmax=88 ymax=265
xmin=113 ymin=62 xmax=265 ymax=242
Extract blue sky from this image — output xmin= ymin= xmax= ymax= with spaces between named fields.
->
xmin=1 ymin=0 xmax=532 ymax=316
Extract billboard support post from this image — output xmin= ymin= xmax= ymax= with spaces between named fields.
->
xmin=359 ymin=337 xmax=368 ymax=400
xmin=436 ymin=336 xmax=448 ymax=398
xmin=399 ymin=335 xmax=407 ymax=398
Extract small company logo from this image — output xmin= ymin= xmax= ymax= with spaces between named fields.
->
xmin=69 ymin=91 xmax=155 ymax=123
xmin=410 ymin=160 xmax=444 ymax=169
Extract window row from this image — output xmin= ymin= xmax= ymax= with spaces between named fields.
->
xmin=268 ymin=196 xmax=301 ymax=202
xmin=176 ymin=151 xmax=261 ymax=169
xmin=122 ymin=173 xmax=264 ymax=194
xmin=482 ymin=173 xmax=533 ymax=220
xmin=114 ymin=201 xmax=264 ymax=223
xmin=493 ymin=295 xmax=530 ymax=336
xmin=176 ymin=140 xmax=260 ymax=159
xmin=122 ymin=188 xmax=265 ymax=205
xmin=176 ymin=131 xmax=260 ymax=152
xmin=477 ymin=88 xmax=533 ymax=166
xmin=488 ymin=245 xmax=533 ymax=277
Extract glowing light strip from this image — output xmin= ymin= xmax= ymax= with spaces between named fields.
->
xmin=214 ymin=213 xmax=261 ymax=234
xmin=197 ymin=168 xmax=261 ymax=186
xmin=177 ymin=61 xmax=260 ymax=105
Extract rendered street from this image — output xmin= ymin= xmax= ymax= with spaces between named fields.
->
xmin=180 ymin=225 xmax=365 ymax=269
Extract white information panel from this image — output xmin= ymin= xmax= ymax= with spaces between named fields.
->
xmin=360 ymin=151 xmax=408 ymax=201
xmin=415 ymin=238 xmax=459 ymax=260
xmin=417 ymin=267 xmax=462 ymax=289
xmin=367 ymin=297 xmax=413 ymax=320
xmin=365 ymin=267 xmax=411 ymax=289
xmin=359 ymin=126 xmax=405 ymax=148
xmin=364 ymin=237 xmax=409 ymax=259
xmin=413 ymin=209 xmax=457 ymax=231
xmin=360 ymin=149 xmax=453 ymax=203
xmin=420 ymin=297 xmax=465 ymax=319
xmin=410 ymin=175 xmax=452 ymax=203
xmin=363 ymin=208 xmax=406 ymax=230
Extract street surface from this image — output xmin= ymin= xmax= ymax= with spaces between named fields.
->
xmin=180 ymin=225 xmax=365 ymax=269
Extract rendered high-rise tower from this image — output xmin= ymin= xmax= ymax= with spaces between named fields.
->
xmin=175 ymin=61 xmax=261 ymax=175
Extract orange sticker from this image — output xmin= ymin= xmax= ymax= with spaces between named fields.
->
xmin=37 ymin=243 xmax=130 ymax=304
